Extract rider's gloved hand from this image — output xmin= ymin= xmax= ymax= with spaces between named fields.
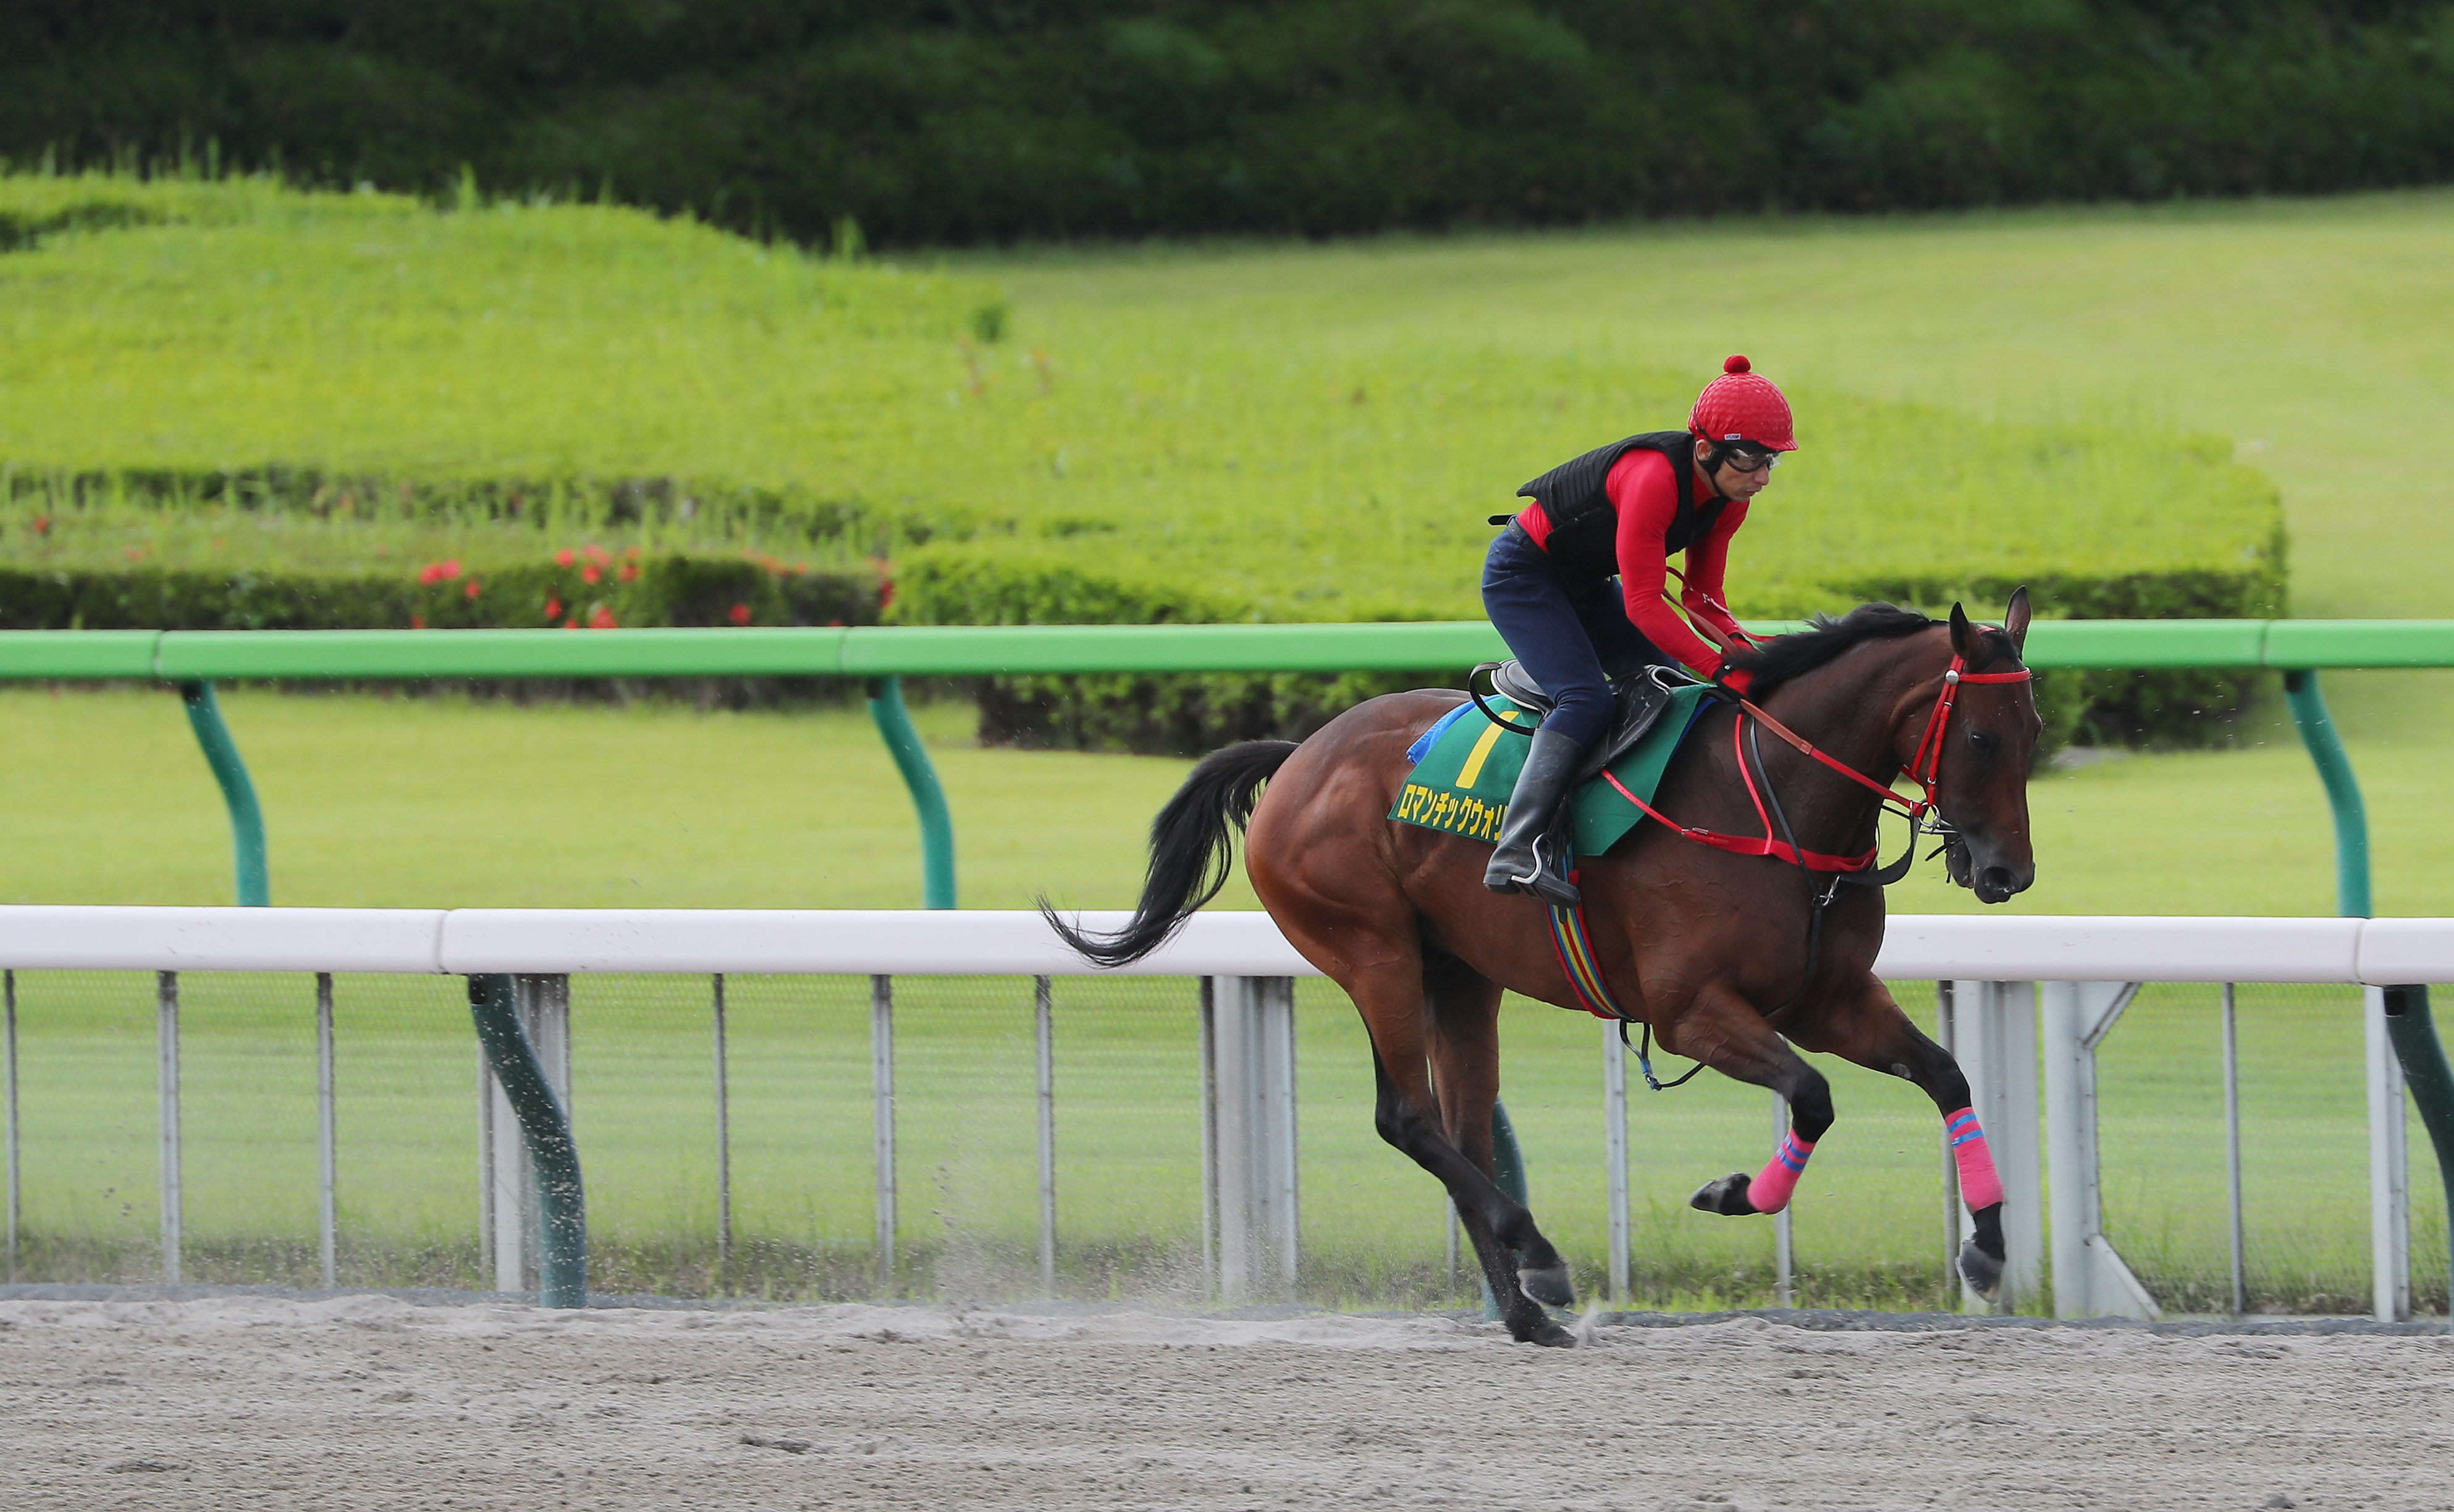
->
xmin=1712 ymin=658 xmax=1756 ymax=699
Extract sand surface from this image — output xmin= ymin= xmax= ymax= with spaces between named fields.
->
xmin=4 ymin=1294 xmax=2451 ymax=1510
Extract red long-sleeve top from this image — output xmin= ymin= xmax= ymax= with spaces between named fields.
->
xmin=1517 ymin=448 xmax=1749 ymax=678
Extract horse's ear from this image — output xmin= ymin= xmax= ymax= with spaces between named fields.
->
xmin=2004 ymin=586 xmax=2031 ymax=655
xmin=1949 ymin=601 xmax=1973 ymax=659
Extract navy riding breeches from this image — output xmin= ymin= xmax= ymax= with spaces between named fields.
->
xmin=1480 ymin=526 xmax=1677 ymax=749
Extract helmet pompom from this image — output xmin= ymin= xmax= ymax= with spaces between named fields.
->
xmin=1723 ymin=354 xmax=1751 ymax=374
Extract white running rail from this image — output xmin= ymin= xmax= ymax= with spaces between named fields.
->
xmin=1 ymin=907 xmax=2444 ymax=1322
xmin=3 ymin=906 xmax=2454 ymax=981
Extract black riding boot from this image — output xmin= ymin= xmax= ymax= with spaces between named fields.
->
xmin=1483 ymin=728 xmax=1590 ymax=907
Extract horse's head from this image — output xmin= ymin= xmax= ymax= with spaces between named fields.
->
xmin=1928 ymin=589 xmax=2040 ymax=904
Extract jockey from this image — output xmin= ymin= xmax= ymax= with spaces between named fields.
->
xmin=1482 ymin=355 xmax=1797 ymax=907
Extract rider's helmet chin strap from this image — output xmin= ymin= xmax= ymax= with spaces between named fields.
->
xmin=1693 ymin=439 xmax=1737 ymax=501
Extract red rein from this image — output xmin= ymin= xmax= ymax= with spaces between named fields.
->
xmin=1600 ymin=653 xmax=2033 ymax=875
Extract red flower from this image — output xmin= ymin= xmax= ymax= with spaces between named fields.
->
xmin=416 ymin=562 xmax=443 ymax=585
xmin=545 ymin=596 xmax=562 ymax=620
xmin=581 ymin=564 xmax=601 ymax=585
xmin=442 ymin=560 xmax=462 ymax=579
xmin=410 ymin=615 xmax=426 ymax=630
xmin=727 ymin=603 xmax=752 ymax=626
xmin=617 ymin=561 xmax=639 ymax=583
xmin=555 ymin=548 xmax=576 ymax=568
xmin=464 ymin=579 xmax=482 ymax=599
xmin=623 ymin=545 xmax=643 ymax=559
xmin=589 ymin=606 xmax=618 ymax=630
xmin=878 ymin=578 xmax=896 ymax=610
xmin=563 ymin=618 xmax=579 ymax=630
xmin=584 ymin=544 xmax=610 ymax=564
xmin=30 ymin=514 xmax=49 ymax=536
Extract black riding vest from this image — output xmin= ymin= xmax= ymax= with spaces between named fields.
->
xmin=1505 ymin=431 xmax=1727 ymax=586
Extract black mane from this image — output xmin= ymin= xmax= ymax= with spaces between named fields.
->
xmin=1726 ymin=603 xmax=1941 ymax=697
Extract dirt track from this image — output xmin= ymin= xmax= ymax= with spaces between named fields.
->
xmin=4 ymin=1295 xmax=2450 ymax=1510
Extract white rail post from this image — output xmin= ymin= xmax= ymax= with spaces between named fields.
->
xmin=1198 ymin=981 xmax=1217 ymax=1298
xmin=1602 ymin=1021 xmax=1629 ymax=1304
xmin=4 ymin=970 xmax=18 ymax=1280
xmin=1937 ymin=983 xmax=1960 ymax=1297
xmin=2364 ymin=985 xmax=2410 ymax=1322
xmin=2038 ymin=981 xmax=2155 ymax=1319
xmin=481 ymin=974 xmax=570 ymax=1295
xmin=872 ymin=975 xmax=896 ymax=1296
xmin=1954 ymin=980 xmax=2041 ymax=1311
xmin=1204 ymin=975 xmax=1298 ymax=1303
xmin=712 ymin=974 xmax=731 ymax=1274
xmin=1035 ymin=975 xmax=1057 ymax=1298
xmin=316 ymin=972 xmax=337 ymax=1289
xmin=1772 ymin=1091 xmax=1794 ymax=1307
xmin=2222 ymin=984 xmax=2248 ymax=1316
xmin=157 ymin=970 xmax=181 ymax=1285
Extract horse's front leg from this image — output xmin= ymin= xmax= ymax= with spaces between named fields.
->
xmin=1786 ymin=970 xmax=2010 ymax=1300
xmin=1658 ymin=980 xmax=1837 ymax=1220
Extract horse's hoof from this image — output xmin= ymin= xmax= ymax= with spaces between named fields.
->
xmin=1518 ymin=1264 xmax=1575 ymax=1309
xmin=1517 ymin=1316 xmax=1578 ymax=1348
xmin=1689 ymin=1173 xmax=1759 ymax=1217
xmin=1957 ymin=1238 xmax=2004 ymax=1301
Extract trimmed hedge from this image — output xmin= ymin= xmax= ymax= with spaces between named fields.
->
xmin=895 ymin=546 xmax=2285 ymax=758
xmin=0 ymin=552 xmax=882 ymax=704
xmin=0 ymin=555 xmax=878 ymax=634
xmin=7 ymin=4 xmax=2454 ymax=245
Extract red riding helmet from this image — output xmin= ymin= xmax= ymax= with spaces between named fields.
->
xmin=1689 ymin=355 xmax=1797 ymax=452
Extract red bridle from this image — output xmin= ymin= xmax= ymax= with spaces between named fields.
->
xmin=1600 ymin=651 xmax=2033 ymax=874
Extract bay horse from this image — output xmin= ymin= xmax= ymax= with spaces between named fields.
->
xmin=1051 ymin=594 xmax=2038 ymax=1345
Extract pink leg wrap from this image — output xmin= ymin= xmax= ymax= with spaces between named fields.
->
xmin=1745 ymin=1131 xmax=1816 ymax=1214
xmin=1946 ymin=1106 xmax=2005 ymax=1210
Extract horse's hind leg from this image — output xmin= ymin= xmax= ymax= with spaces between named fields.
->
xmin=1420 ymin=951 xmax=1576 ymax=1310
xmin=1346 ymin=959 xmax=1572 ymax=1347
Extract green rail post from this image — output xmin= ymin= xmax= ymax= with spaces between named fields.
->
xmin=467 ymin=975 xmax=588 ymax=1308
xmin=177 ymin=681 xmax=269 ymax=907
xmin=2281 ymin=671 xmax=2370 ymax=918
xmin=866 ymin=676 xmax=956 ymax=910
xmin=2283 ymin=669 xmax=2454 ymax=1321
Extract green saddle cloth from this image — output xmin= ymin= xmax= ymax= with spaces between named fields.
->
xmin=1388 ymin=682 xmax=1716 ymax=857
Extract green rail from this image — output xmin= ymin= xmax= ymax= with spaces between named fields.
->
xmin=3 ymin=616 xmax=2452 ymax=683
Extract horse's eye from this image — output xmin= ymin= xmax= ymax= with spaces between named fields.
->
xmin=1968 ymin=729 xmax=1996 ymax=753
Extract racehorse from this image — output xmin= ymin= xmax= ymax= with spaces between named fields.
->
xmin=1050 ymin=594 xmax=2038 ymax=1345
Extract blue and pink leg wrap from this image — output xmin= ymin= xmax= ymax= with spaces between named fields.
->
xmin=1945 ymin=1106 xmax=2005 ymax=1209
xmin=1745 ymin=1130 xmax=1816 ymax=1214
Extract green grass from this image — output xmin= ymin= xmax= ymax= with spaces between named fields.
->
xmin=0 ymin=172 xmax=2275 ymax=621
xmin=12 ymin=685 xmax=2454 ymax=918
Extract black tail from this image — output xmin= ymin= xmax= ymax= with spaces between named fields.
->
xmin=1042 ymin=739 xmax=1300 ymax=968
